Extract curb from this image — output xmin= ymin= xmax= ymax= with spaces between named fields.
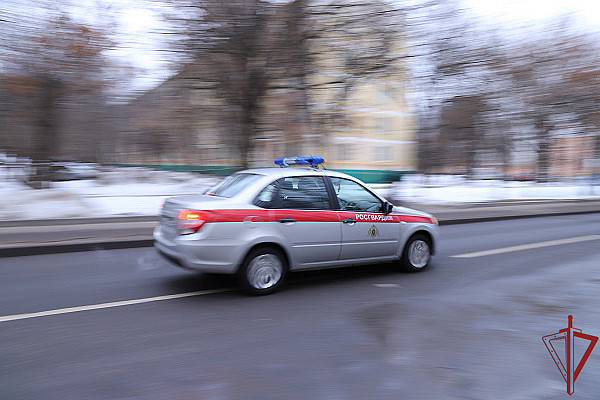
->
xmin=438 ymin=209 xmax=600 ymax=226
xmin=0 ymin=216 xmax=157 ymax=228
xmin=0 ymin=239 xmax=153 ymax=258
xmin=0 ymin=209 xmax=598 ymax=258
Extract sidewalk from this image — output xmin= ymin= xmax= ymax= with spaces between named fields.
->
xmin=1 ymin=199 xmax=599 ymax=257
xmin=0 ymin=218 xmax=156 ymax=257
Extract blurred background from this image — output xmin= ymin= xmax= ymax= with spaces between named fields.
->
xmin=1 ymin=0 xmax=600 ymax=200
xmin=3 ymin=3 xmax=600 ymax=399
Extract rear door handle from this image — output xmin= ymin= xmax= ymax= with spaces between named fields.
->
xmin=342 ymin=218 xmax=357 ymax=224
xmin=279 ymin=218 xmax=296 ymax=223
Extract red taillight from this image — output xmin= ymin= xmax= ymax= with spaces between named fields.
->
xmin=178 ymin=210 xmax=211 ymax=235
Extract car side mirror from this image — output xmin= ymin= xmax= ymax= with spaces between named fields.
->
xmin=383 ymin=201 xmax=394 ymax=214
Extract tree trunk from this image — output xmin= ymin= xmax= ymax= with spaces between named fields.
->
xmin=239 ymin=104 xmax=256 ymax=169
xmin=29 ymin=76 xmax=60 ymax=188
xmin=535 ymin=117 xmax=552 ymax=182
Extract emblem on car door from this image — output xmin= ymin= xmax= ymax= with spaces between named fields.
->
xmin=368 ymin=224 xmax=379 ymax=238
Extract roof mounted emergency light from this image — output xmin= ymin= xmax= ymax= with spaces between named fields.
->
xmin=274 ymin=156 xmax=325 ymax=168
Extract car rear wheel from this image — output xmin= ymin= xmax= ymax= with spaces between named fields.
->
xmin=399 ymin=234 xmax=431 ymax=272
xmin=238 ymin=246 xmax=287 ymax=295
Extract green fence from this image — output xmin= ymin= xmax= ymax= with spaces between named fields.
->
xmin=112 ymin=164 xmax=414 ymax=183
xmin=113 ymin=164 xmax=239 ymax=177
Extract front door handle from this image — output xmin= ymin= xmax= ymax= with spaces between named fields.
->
xmin=279 ymin=218 xmax=296 ymax=223
xmin=342 ymin=218 xmax=357 ymax=224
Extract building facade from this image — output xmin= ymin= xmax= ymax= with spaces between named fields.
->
xmin=119 ymin=1 xmax=417 ymax=182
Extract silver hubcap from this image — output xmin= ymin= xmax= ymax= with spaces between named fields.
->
xmin=247 ymin=254 xmax=283 ymax=290
xmin=408 ymin=240 xmax=430 ymax=268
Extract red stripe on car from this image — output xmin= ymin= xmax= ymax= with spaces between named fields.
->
xmin=398 ymin=215 xmax=434 ymax=224
xmin=273 ymin=210 xmax=340 ymax=222
xmin=188 ymin=209 xmax=433 ymax=224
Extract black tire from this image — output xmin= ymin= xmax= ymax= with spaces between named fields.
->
xmin=238 ymin=246 xmax=287 ymax=295
xmin=399 ymin=234 xmax=432 ymax=272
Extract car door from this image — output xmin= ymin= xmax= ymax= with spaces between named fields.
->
xmin=329 ymin=177 xmax=400 ymax=260
xmin=273 ymin=176 xmax=342 ymax=267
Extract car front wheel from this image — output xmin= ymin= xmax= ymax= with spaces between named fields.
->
xmin=400 ymin=234 xmax=431 ymax=272
xmin=238 ymin=246 xmax=287 ymax=295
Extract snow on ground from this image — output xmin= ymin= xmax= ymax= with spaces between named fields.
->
xmin=0 ymin=167 xmax=219 ymax=220
xmin=389 ymin=175 xmax=600 ymax=205
xmin=0 ymin=168 xmax=599 ymax=220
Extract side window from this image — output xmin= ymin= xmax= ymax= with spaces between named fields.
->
xmin=253 ymin=182 xmax=278 ymax=208
xmin=278 ymin=176 xmax=331 ymax=210
xmin=330 ymin=177 xmax=383 ymax=212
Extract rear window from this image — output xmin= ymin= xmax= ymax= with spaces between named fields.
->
xmin=206 ymin=173 xmax=262 ymax=198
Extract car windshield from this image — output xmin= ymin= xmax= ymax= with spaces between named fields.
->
xmin=205 ymin=173 xmax=262 ymax=198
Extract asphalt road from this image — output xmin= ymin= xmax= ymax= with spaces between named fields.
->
xmin=1 ymin=214 xmax=600 ymax=400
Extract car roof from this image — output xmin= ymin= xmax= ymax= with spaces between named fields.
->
xmin=240 ymin=167 xmax=360 ymax=181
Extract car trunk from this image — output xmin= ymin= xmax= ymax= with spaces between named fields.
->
xmin=159 ymin=195 xmax=228 ymax=240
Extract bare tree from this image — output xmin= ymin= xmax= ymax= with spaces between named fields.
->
xmin=157 ymin=0 xmax=409 ymax=167
xmin=405 ymin=4 xmax=600 ymax=180
xmin=158 ymin=0 xmax=273 ymax=168
xmin=404 ymin=0 xmax=500 ymax=174
xmin=0 ymin=1 xmax=115 ymax=185
xmin=497 ymin=23 xmax=600 ymax=180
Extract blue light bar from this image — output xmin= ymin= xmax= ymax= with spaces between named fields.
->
xmin=274 ymin=156 xmax=325 ymax=167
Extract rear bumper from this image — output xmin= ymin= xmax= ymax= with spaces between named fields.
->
xmin=155 ymin=243 xmax=190 ymax=270
xmin=153 ymin=226 xmax=242 ymax=274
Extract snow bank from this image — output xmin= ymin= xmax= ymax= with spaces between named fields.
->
xmin=0 ymin=167 xmax=220 ymax=220
xmin=391 ymin=175 xmax=600 ymax=204
xmin=0 ymin=181 xmax=100 ymax=220
xmin=1 ymin=169 xmax=599 ymax=220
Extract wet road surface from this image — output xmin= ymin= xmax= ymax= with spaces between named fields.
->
xmin=1 ymin=213 xmax=600 ymax=399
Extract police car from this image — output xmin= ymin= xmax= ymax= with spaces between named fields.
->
xmin=154 ymin=157 xmax=439 ymax=295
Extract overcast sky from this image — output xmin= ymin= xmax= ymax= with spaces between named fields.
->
xmin=112 ymin=0 xmax=600 ymax=96
xmin=463 ymin=0 xmax=600 ymax=27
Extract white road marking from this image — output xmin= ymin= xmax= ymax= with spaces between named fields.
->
xmin=0 ymin=288 xmax=234 ymax=323
xmin=373 ymin=283 xmax=400 ymax=288
xmin=450 ymin=235 xmax=600 ymax=258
